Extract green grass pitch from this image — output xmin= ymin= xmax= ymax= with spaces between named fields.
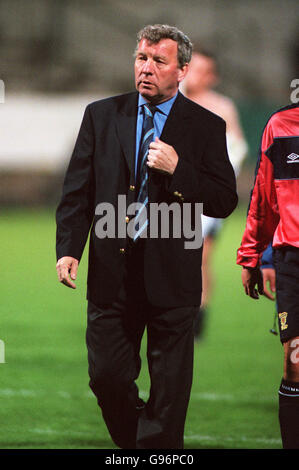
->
xmin=0 ymin=205 xmax=282 ymax=449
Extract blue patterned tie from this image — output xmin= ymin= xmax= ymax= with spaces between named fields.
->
xmin=134 ymin=103 xmax=157 ymax=242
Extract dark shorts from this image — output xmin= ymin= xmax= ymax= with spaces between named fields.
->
xmin=273 ymin=247 xmax=299 ymax=343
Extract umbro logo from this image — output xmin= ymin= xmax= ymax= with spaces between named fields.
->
xmin=287 ymin=153 xmax=299 ymax=163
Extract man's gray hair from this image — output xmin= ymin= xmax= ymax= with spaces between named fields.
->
xmin=136 ymin=24 xmax=193 ymax=68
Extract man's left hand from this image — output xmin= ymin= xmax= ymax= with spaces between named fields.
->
xmin=241 ymin=266 xmax=264 ymax=299
xmin=147 ymin=137 xmax=178 ymax=175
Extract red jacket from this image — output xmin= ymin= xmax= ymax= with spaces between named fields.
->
xmin=237 ymin=103 xmax=299 ymax=268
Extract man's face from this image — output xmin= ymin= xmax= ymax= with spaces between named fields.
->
xmin=135 ymin=38 xmax=188 ymax=104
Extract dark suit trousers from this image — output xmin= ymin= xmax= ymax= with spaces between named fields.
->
xmin=86 ymin=241 xmax=197 ymax=449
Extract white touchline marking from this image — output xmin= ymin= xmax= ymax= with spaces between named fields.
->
xmin=193 ymin=392 xmax=234 ymax=401
xmin=28 ymin=428 xmax=281 ymax=445
xmin=0 ymin=388 xmax=91 ymax=398
xmin=0 ymin=388 xmax=37 ymax=397
xmin=57 ymin=391 xmax=72 ymax=399
xmin=29 ymin=428 xmax=92 ymax=437
xmin=191 ymin=392 xmax=276 ymax=403
xmin=0 ymin=388 xmax=276 ymax=404
xmin=184 ymin=435 xmax=281 ymax=445
xmin=140 ymin=390 xmax=276 ymax=404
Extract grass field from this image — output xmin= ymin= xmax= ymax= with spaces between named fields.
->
xmin=0 ymin=205 xmax=283 ymax=449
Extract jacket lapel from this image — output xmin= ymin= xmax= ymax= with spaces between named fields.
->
xmin=159 ymin=91 xmax=192 ymax=146
xmin=115 ymin=92 xmax=139 ymax=176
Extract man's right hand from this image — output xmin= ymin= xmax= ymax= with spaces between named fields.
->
xmin=56 ymin=256 xmax=79 ymax=289
xmin=261 ymin=267 xmax=276 ymax=301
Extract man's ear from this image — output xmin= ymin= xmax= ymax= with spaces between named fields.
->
xmin=178 ymin=63 xmax=189 ymax=83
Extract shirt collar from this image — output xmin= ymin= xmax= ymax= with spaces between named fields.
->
xmin=138 ymin=92 xmax=178 ymax=116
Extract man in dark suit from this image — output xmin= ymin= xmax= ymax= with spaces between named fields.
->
xmin=56 ymin=24 xmax=238 ymax=449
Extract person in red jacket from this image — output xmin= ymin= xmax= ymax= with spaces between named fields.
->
xmin=237 ymin=103 xmax=299 ymax=449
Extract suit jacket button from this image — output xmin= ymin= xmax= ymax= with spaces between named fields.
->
xmin=129 ymin=185 xmax=135 ymax=191
xmin=125 ymin=216 xmax=129 ymax=223
xmin=120 ymin=248 xmax=125 ymax=254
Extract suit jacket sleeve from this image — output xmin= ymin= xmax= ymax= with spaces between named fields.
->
xmin=168 ymin=118 xmax=238 ymax=218
xmin=56 ymin=104 xmax=95 ymax=262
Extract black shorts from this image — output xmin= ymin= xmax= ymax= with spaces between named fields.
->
xmin=273 ymin=247 xmax=299 ymax=343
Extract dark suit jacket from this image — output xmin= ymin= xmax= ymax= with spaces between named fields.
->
xmin=56 ymin=91 xmax=238 ymax=308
